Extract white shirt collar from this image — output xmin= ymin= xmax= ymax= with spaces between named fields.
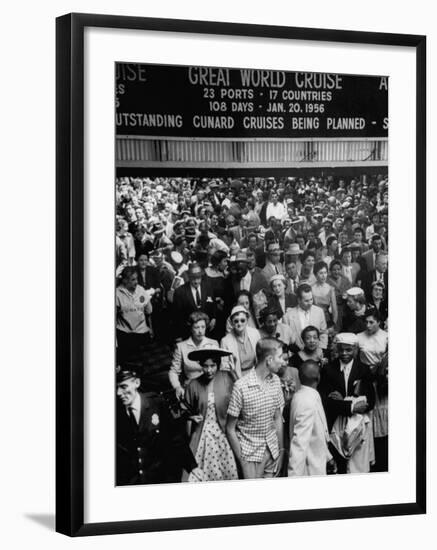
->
xmin=340 ymin=359 xmax=353 ymax=372
xmin=191 ymin=284 xmax=201 ymax=298
xmin=126 ymin=392 xmax=141 ymax=422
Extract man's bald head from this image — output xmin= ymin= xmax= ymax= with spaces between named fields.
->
xmin=299 ymin=360 xmax=321 ymax=387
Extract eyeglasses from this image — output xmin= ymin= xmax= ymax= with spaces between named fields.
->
xmin=233 ymin=317 xmax=247 ymax=324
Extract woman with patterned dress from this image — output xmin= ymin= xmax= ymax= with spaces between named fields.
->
xmin=184 ymin=347 xmax=239 ymax=482
xmin=311 ymin=261 xmax=338 ymax=326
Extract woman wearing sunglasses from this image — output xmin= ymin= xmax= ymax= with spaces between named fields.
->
xmin=220 ymin=305 xmax=261 ymax=378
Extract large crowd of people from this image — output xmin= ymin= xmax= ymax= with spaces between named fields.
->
xmin=115 ymin=174 xmax=389 ymax=485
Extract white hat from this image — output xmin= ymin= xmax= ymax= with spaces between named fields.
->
xmin=230 ymin=305 xmax=249 ymax=319
xmin=346 ymin=287 xmax=365 ymax=297
xmin=170 ymin=251 xmax=183 ymax=264
xmin=335 ymin=333 xmax=358 ymax=346
xmin=269 ymin=274 xmax=286 ymax=286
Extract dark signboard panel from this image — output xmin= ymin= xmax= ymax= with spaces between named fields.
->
xmin=116 ymin=63 xmax=388 ymax=139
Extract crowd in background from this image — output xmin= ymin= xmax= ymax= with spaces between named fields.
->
xmin=115 ymin=174 xmax=389 ymax=485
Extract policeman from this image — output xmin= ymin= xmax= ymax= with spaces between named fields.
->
xmin=116 ymin=366 xmax=198 ymax=485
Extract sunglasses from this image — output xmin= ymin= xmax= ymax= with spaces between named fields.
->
xmin=233 ymin=317 xmax=247 ymax=324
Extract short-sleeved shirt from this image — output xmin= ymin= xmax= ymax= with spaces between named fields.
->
xmin=116 ymin=285 xmax=152 ymax=334
xmin=227 ymin=369 xmax=284 ymax=462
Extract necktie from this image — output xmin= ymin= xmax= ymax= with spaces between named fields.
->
xmin=128 ymin=406 xmax=138 ymax=430
xmin=275 ymin=265 xmax=279 ymax=274
xmin=195 ymin=288 xmax=201 ymax=308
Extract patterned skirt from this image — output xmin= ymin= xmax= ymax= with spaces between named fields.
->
xmin=188 ymin=392 xmax=238 ymax=482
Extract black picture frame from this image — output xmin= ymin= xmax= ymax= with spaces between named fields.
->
xmin=56 ymin=12 xmax=426 ymax=537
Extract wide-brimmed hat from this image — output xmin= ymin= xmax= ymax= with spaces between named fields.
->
xmin=187 ymin=347 xmax=233 ymax=363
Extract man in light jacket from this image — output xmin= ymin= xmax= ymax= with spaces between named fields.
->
xmin=283 ymin=284 xmax=328 ymax=350
xmin=288 ymin=360 xmax=333 ymax=477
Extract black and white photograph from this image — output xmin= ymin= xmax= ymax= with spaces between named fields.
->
xmin=114 ymin=62 xmax=389 ymax=486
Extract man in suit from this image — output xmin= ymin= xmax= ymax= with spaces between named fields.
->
xmin=136 ymin=253 xmax=160 ymax=290
xmin=357 ymin=252 xmax=388 ymax=301
xmin=283 ymin=284 xmax=328 ymax=351
xmin=172 ymin=262 xmax=216 ymax=339
xmin=224 ymin=251 xmax=269 ymax=313
xmin=261 ymin=241 xmax=285 ymax=281
xmin=116 ymin=367 xmax=198 ymax=485
xmin=340 ymin=247 xmax=361 ymax=285
xmin=288 ymin=360 xmax=333 ymax=477
xmin=320 ymin=333 xmax=375 ymax=474
xmin=359 ymin=234 xmax=384 ymax=272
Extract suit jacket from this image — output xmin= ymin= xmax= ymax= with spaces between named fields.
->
xmin=359 ymin=249 xmax=377 ymax=272
xmin=136 ymin=265 xmax=160 ymax=290
xmin=172 ymin=280 xmax=216 ymax=338
xmin=116 ymin=392 xmax=196 ymax=485
xmin=320 ymin=358 xmax=375 ymax=430
xmin=283 ymin=305 xmax=328 ymax=349
xmin=224 ymin=271 xmax=269 ymax=313
xmin=340 ymin=262 xmax=361 ymax=285
xmin=261 ymin=261 xmax=284 ymax=282
xmin=268 ymin=293 xmax=298 ymax=318
xmin=357 ymin=269 xmax=388 ymax=301
xmin=288 ymin=385 xmax=331 ymax=476
xmin=220 ymin=327 xmax=261 ymax=378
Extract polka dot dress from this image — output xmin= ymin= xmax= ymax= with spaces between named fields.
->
xmin=188 ymin=392 xmax=238 ymax=482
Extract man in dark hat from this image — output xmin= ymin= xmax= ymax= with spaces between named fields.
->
xmin=116 ymin=367 xmax=198 ymax=485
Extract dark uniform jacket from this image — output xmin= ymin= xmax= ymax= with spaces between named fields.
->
xmin=116 ymin=391 xmax=197 ymax=485
xmin=320 ymin=358 xmax=375 ymax=431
